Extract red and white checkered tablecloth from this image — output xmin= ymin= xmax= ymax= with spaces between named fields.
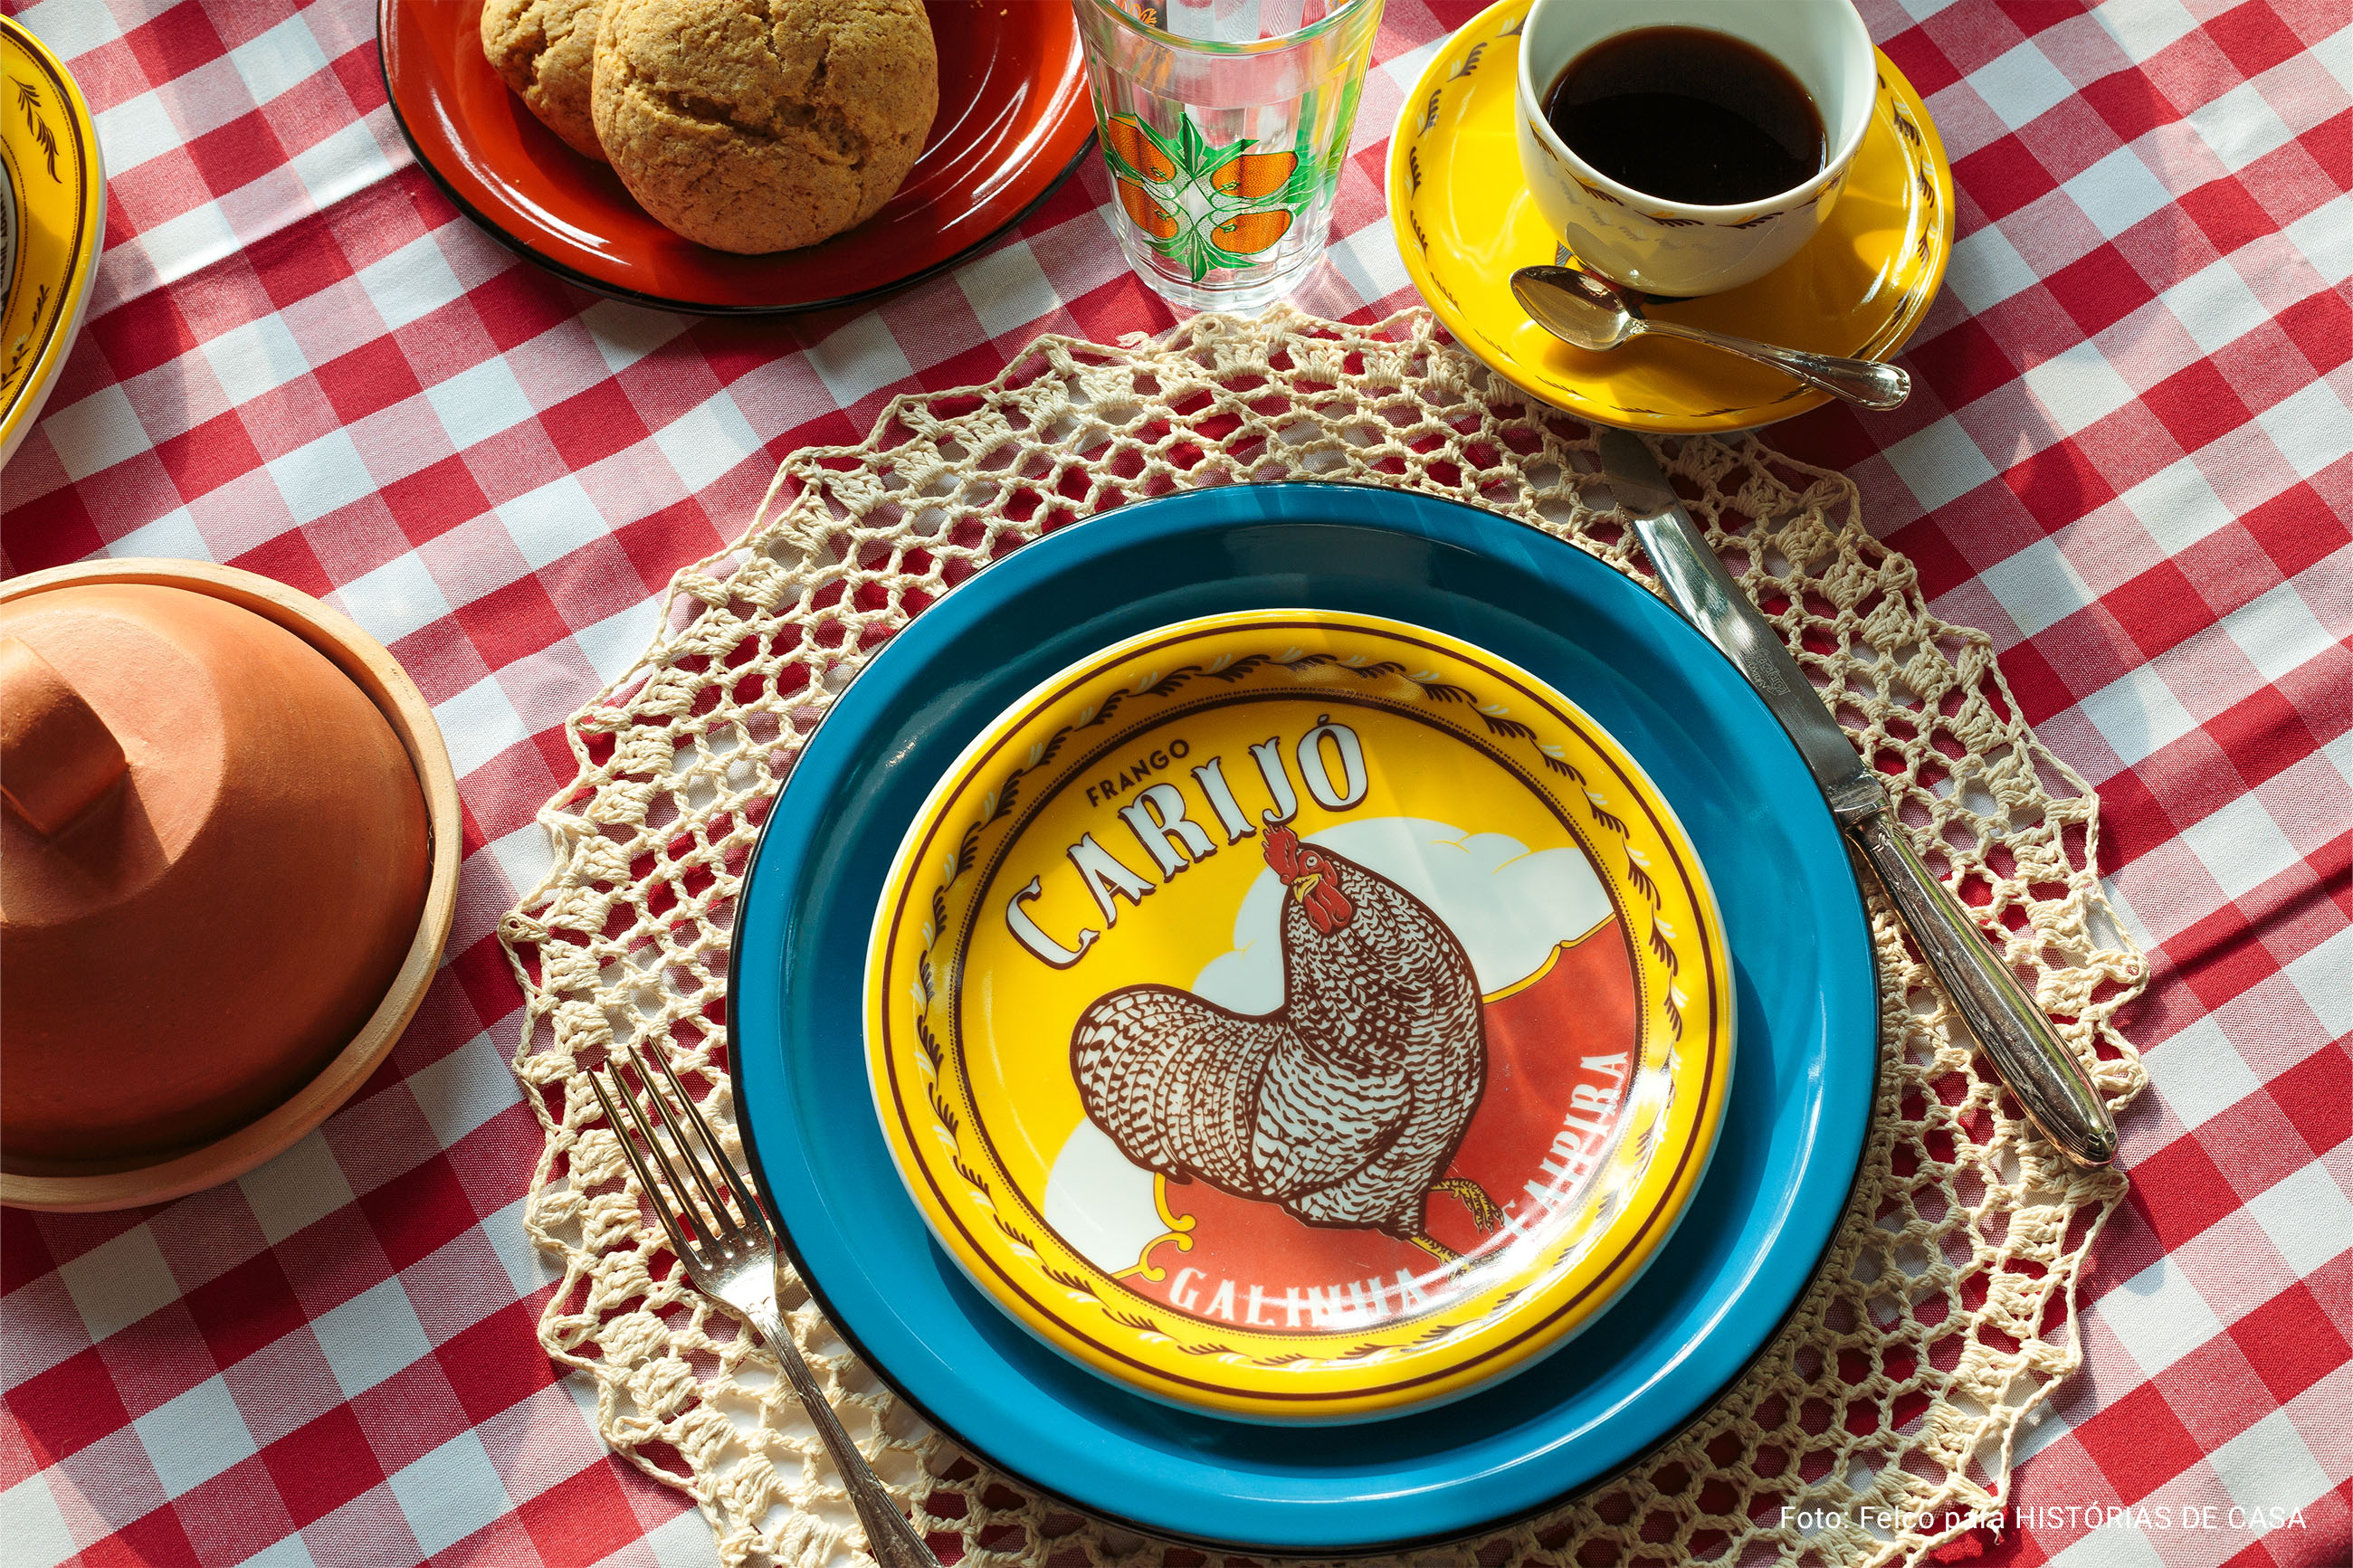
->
xmin=1 ymin=1 xmax=2345 ymax=1564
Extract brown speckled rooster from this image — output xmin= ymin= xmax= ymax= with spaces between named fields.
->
xmin=1071 ymin=826 xmax=1502 ymax=1261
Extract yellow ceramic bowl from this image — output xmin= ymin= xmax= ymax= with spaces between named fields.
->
xmin=1 ymin=16 xmax=105 ymax=467
xmin=1389 ymin=0 xmax=1953 ymax=432
xmin=866 ymin=611 xmax=1733 ymax=1421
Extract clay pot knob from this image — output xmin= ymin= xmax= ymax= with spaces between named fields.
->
xmin=0 ymin=635 xmax=127 ymax=836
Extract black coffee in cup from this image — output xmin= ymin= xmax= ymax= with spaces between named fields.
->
xmin=1542 ymin=27 xmax=1825 ymax=207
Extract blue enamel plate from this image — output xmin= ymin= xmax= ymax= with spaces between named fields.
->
xmin=731 ymin=485 xmax=1875 ymax=1553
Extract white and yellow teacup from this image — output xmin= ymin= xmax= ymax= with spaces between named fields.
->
xmin=1514 ymin=0 xmax=1876 ymax=297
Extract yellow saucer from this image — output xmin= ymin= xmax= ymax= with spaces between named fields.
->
xmin=2 ymin=16 xmax=105 ymax=467
xmin=1388 ymin=1 xmax=1953 ymax=432
xmin=866 ymin=612 xmax=1733 ymax=1421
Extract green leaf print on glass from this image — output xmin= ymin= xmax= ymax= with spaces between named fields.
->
xmin=1319 ymin=72 xmax=1364 ymax=199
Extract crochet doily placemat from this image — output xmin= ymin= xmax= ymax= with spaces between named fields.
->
xmin=497 ymin=307 xmax=2148 ymax=1568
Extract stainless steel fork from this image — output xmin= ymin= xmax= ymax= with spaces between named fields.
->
xmin=589 ymin=1041 xmax=936 ymax=1568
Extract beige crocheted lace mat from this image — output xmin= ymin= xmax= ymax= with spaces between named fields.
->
xmin=497 ymin=307 xmax=2148 ymax=1568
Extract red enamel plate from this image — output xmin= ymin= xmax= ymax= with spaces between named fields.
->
xmin=377 ymin=1 xmax=1098 ymax=315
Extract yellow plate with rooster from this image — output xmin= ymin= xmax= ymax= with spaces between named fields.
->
xmin=1387 ymin=0 xmax=1952 ymax=433
xmin=867 ymin=611 xmax=1733 ymax=1421
xmin=1 ymin=16 xmax=105 ymax=466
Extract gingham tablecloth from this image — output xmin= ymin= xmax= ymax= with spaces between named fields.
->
xmin=1 ymin=2 xmax=2346 ymax=1565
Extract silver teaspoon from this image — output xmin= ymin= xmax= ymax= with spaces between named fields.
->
xmin=1510 ymin=264 xmax=1911 ymax=412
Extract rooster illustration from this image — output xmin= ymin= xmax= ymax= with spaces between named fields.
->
xmin=1071 ymin=826 xmax=1503 ymax=1262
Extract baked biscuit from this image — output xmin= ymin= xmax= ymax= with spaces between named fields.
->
xmin=592 ymin=0 xmax=938 ymax=254
xmin=481 ymin=0 xmax=612 ymax=162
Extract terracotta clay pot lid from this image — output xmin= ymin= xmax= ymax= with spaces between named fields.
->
xmin=0 ymin=560 xmax=461 ymax=1212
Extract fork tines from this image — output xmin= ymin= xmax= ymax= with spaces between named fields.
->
xmin=588 ymin=1041 xmax=771 ymax=1266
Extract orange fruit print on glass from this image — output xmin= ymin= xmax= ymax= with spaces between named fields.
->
xmin=1103 ymin=111 xmax=1314 ymax=281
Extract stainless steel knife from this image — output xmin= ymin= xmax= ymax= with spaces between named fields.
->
xmin=1596 ymin=428 xmax=2117 ymax=1168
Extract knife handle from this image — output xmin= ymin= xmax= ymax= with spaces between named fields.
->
xmin=1847 ymin=810 xmax=2118 ymax=1167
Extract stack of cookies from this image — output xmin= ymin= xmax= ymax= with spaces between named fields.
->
xmin=479 ymin=0 xmax=939 ymax=254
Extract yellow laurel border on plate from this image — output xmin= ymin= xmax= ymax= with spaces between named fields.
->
xmin=1 ymin=16 xmax=105 ymax=468
xmin=865 ymin=612 xmax=1734 ymax=1421
xmin=1386 ymin=0 xmax=1954 ymax=434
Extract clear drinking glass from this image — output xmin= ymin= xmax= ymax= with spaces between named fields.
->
xmin=1072 ymin=0 xmax=1384 ymax=312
